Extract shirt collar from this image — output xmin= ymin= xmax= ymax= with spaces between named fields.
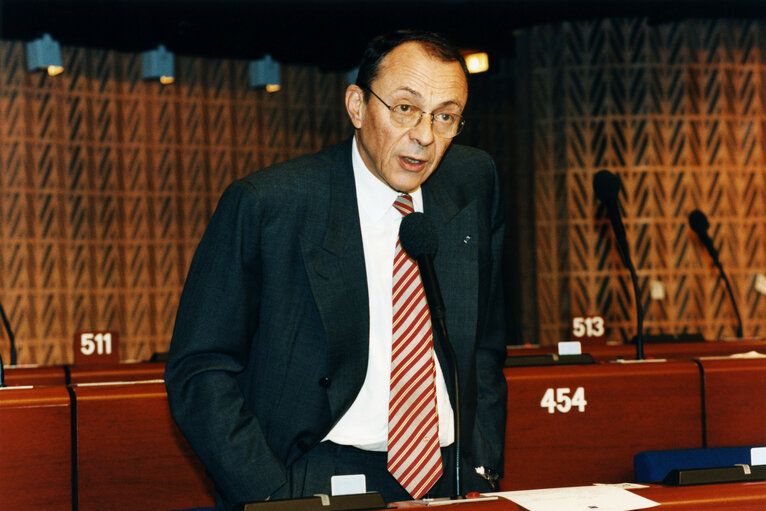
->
xmin=351 ymin=136 xmax=423 ymax=223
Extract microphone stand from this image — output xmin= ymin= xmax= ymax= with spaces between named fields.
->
xmin=417 ymin=258 xmax=461 ymax=498
xmin=0 ymin=301 xmax=16 ymax=365
xmin=604 ymin=206 xmax=644 ymax=360
xmin=689 ymin=210 xmax=744 ymax=339
xmin=594 ymin=170 xmax=644 ymax=360
xmin=713 ymin=259 xmax=744 ymax=338
xmin=432 ymin=313 xmax=460 ymax=498
xmin=627 ymin=260 xmax=645 ymax=360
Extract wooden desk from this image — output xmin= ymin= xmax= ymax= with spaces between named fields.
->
xmin=68 ymin=361 xmax=167 ymax=384
xmin=3 ymin=365 xmax=67 ymax=386
xmin=632 ymin=481 xmax=766 ymax=510
xmin=501 ymin=361 xmax=703 ymax=490
xmin=73 ymin=381 xmax=215 ymax=511
xmin=390 ymin=481 xmax=766 ymax=510
xmin=698 ymin=357 xmax=766 ymax=447
xmin=507 ymin=339 xmax=766 ymax=362
xmin=0 ymin=386 xmax=72 ymax=510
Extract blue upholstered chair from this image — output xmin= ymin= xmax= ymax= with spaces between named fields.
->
xmin=634 ymin=446 xmax=757 ymax=482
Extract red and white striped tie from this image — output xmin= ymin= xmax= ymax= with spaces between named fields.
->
xmin=387 ymin=194 xmax=443 ymax=499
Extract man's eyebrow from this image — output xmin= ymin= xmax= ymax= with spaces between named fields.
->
xmin=392 ymin=86 xmax=422 ymax=99
xmin=392 ymin=87 xmax=463 ymax=109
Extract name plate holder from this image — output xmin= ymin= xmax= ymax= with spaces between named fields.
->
xmin=663 ymin=464 xmax=766 ymax=485
xmin=242 ymin=492 xmax=386 ymax=511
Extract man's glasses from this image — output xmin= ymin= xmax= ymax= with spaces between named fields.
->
xmin=365 ymin=88 xmax=465 ymax=139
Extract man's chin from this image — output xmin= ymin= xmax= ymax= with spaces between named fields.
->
xmin=391 ymin=176 xmax=427 ymax=194
xmin=389 ymin=167 xmax=435 ymax=193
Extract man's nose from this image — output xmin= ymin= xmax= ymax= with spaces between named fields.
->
xmin=409 ymin=113 xmax=435 ymax=146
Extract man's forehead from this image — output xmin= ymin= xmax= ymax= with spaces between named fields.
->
xmin=374 ymin=42 xmax=467 ymax=98
xmin=378 ymin=41 xmax=457 ymax=73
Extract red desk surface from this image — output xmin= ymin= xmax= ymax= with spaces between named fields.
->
xmin=391 ymin=481 xmax=766 ymax=510
xmin=502 ymin=360 xmax=703 ymax=490
xmin=73 ymin=380 xmax=214 ymax=511
xmin=3 ymin=365 xmax=67 ymax=386
xmin=699 ymin=357 xmax=766 ymax=447
xmin=68 ymin=360 xmax=166 ymax=384
xmin=507 ymin=339 xmax=766 ymax=362
xmin=0 ymin=386 xmax=72 ymax=510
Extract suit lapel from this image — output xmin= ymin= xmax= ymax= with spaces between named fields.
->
xmin=300 ymin=140 xmax=370 ymax=420
xmin=422 ymin=168 xmax=480 ymax=404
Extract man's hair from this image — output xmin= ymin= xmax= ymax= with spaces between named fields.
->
xmin=355 ymin=30 xmax=469 ymax=94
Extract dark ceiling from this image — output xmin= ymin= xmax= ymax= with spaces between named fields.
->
xmin=2 ymin=0 xmax=765 ymax=71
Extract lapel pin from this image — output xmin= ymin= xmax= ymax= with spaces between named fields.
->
xmin=463 ymin=235 xmax=472 ymax=245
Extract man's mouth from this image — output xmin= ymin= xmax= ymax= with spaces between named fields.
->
xmin=401 ymin=156 xmax=426 ymax=164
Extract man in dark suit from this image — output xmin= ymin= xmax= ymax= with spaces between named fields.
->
xmin=165 ymin=30 xmax=507 ymax=510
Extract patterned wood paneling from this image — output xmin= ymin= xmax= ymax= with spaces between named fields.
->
xmin=519 ymin=19 xmax=766 ymax=345
xmin=3 ymin=19 xmax=763 ymax=362
xmin=0 ymin=40 xmax=351 ymax=365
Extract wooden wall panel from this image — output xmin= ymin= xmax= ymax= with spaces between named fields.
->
xmin=518 ymin=19 xmax=766 ymax=345
xmin=1 ymin=18 xmax=764 ymax=362
xmin=0 ymin=40 xmax=351 ymax=365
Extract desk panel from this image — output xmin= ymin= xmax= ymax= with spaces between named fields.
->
xmin=501 ymin=361 xmax=703 ymax=490
xmin=507 ymin=339 xmax=766 ymax=362
xmin=0 ymin=386 xmax=71 ymax=510
xmin=632 ymin=481 xmax=766 ymax=510
xmin=73 ymin=381 xmax=215 ymax=511
xmin=699 ymin=357 xmax=766 ymax=447
xmin=390 ymin=481 xmax=766 ymax=510
xmin=68 ymin=361 xmax=166 ymax=384
xmin=3 ymin=365 xmax=67 ymax=386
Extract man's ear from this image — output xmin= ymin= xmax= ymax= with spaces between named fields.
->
xmin=345 ymin=84 xmax=365 ymax=129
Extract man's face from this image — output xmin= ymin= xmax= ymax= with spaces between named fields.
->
xmin=346 ymin=42 xmax=468 ymax=193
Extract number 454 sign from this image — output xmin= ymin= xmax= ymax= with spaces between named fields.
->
xmin=74 ymin=331 xmax=119 ymax=365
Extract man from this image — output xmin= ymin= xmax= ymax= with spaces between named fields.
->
xmin=165 ymin=30 xmax=507 ymax=510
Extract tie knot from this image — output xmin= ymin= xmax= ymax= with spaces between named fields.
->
xmin=393 ymin=194 xmax=414 ymax=216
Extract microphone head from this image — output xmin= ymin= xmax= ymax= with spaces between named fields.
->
xmin=399 ymin=212 xmax=438 ymax=259
xmin=688 ymin=209 xmax=710 ymax=234
xmin=593 ymin=169 xmax=622 ymax=202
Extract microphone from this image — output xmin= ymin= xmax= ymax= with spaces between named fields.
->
xmin=688 ymin=210 xmax=719 ymax=265
xmin=593 ymin=170 xmax=632 ymax=270
xmin=399 ymin=213 xmax=444 ymax=323
xmin=688 ymin=209 xmax=743 ymax=338
xmin=593 ymin=170 xmax=644 ymax=359
xmin=399 ymin=212 xmax=461 ymax=497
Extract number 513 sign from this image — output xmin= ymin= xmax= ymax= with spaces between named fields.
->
xmin=570 ymin=315 xmax=606 ymax=341
xmin=74 ymin=331 xmax=120 ymax=365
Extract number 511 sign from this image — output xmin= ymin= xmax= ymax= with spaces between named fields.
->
xmin=74 ymin=331 xmax=120 ymax=365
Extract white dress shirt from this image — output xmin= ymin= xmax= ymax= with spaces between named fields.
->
xmin=323 ymin=136 xmax=454 ymax=451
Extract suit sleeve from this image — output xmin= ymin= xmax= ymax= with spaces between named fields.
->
xmin=470 ymin=156 xmax=508 ymax=477
xmin=164 ymin=180 xmax=286 ymax=504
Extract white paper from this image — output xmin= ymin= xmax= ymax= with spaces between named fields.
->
xmin=491 ymin=485 xmax=659 ymax=511
xmin=752 ymin=446 xmax=766 ymax=466
xmin=558 ymin=341 xmax=582 ymax=355
xmin=330 ymin=474 xmax=365 ymax=496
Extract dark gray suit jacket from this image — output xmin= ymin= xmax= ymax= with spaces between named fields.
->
xmin=165 ymin=137 xmax=507 ymax=508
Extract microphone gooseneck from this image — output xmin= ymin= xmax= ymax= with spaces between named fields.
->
xmin=399 ymin=212 xmax=461 ymax=497
xmin=688 ymin=209 xmax=743 ymax=338
xmin=0 ymin=302 xmax=16 ymax=367
xmin=593 ymin=170 xmax=644 ymax=359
